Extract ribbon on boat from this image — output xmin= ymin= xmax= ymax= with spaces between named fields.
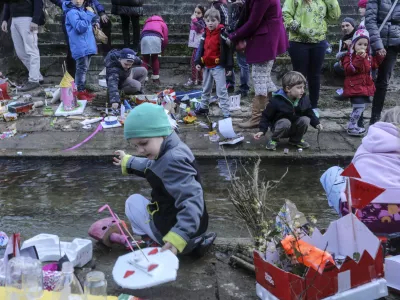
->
xmin=63 ymin=123 xmax=103 ymax=151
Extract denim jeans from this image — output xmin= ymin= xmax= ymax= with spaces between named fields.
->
xmin=226 ymin=51 xmax=250 ymax=92
xmin=200 ymin=66 xmax=230 ymax=117
xmin=288 ymin=41 xmax=327 ymax=109
xmin=372 ymin=45 xmax=400 ymax=118
xmin=75 ymin=55 xmax=91 ymax=92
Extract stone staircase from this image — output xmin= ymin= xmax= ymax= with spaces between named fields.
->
xmin=0 ymin=0 xmax=381 ymax=86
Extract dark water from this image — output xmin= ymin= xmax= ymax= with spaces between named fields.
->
xmin=0 ymin=158 xmax=343 ymax=241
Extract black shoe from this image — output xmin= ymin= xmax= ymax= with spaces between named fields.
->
xmin=234 ymin=90 xmax=248 ymax=98
xmin=370 ymin=114 xmax=381 ymax=125
xmin=192 ymin=232 xmax=217 ymax=257
xmin=194 ymin=106 xmax=209 ymax=116
xmin=226 ymin=83 xmax=235 ymax=93
xmin=20 ymin=81 xmax=40 ymax=92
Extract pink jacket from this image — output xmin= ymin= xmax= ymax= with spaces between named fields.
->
xmin=142 ymin=15 xmax=169 ymax=50
xmin=351 ymin=122 xmax=400 ymax=204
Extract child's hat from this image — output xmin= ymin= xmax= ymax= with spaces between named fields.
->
xmin=358 ymin=0 xmax=367 ymax=8
xmin=124 ymin=103 xmax=173 ymax=139
xmin=352 ymin=28 xmax=370 ymax=44
xmin=119 ymin=48 xmax=137 ymax=61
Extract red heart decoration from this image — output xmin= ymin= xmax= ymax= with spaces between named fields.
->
xmin=148 ymin=264 xmax=159 ymax=272
xmin=148 ymin=248 xmax=158 ymax=255
xmin=124 ymin=270 xmax=135 ymax=278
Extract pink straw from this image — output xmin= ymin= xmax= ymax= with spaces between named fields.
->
xmin=98 ymin=204 xmax=134 ymax=252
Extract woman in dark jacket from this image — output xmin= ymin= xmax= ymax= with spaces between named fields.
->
xmin=111 ymin=0 xmax=143 ymax=52
xmin=228 ymin=0 xmax=289 ymax=128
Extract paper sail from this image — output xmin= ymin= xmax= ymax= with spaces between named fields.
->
xmin=0 ymin=82 xmax=11 ymax=101
xmin=59 ymin=71 xmax=74 ymax=88
xmin=112 ymin=247 xmax=179 ymax=289
xmin=341 ymin=163 xmax=361 ymax=179
xmin=345 ymin=178 xmax=386 ymax=209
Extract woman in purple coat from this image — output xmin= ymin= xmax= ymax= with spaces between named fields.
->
xmin=229 ymin=0 xmax=288 ymax=128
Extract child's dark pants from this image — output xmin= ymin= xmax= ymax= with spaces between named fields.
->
xmin=272 ymin=116 xmax=310 ymax=143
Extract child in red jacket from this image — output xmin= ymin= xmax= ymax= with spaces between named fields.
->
xmin=342 ymin=29 xmax=385 ymax=136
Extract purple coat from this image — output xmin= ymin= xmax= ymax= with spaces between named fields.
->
xmin=230 ymin=0 xmax=288 ymax=64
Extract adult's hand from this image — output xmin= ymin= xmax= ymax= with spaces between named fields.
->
xmin=377 ymin=48 xmax=387 ymax=56
xmin=101 ymin=14 xmax=109 ymax=23
xmin=1 ymin=21 xmax=8 ymax=33
xmin=30 ymin=22 xmax=38 ymax=32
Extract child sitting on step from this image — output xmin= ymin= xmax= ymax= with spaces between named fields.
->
xmin=113 ymin=103 xmax=216 ymax=256
xmin=141 ymin=15 xmax=169 ymax=86
xmin=341 ymin=28 xmax=385 ymax=136
xmin=63 ymin=0 xmax=98 ymax=100
xmin=194 ymin=8 xmax=233 ymax=119
xmin=254 ymin=71 xmax=323 ymax=151
xmin=185 ymin=5 xmax=206 ymax=87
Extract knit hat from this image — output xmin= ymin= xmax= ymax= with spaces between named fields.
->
xmin=119 ymin=48 xmax=137 ymax=61
xmin=351 ymin=28 xmax=370 ymax=53
xmin=342 ymin=17 xmax=356 ymax=29
xmin=124 ymin=103 xmax=173 ymax=139
xmin=358 ymin=0 xmax=367 ymax=8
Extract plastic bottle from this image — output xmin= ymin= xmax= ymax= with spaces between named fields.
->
xmin=52 ymin=262 xmax=83 ymax=300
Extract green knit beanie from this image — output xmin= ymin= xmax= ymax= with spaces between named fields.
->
xmin=124 ymin=103 xmax=173 ymax=139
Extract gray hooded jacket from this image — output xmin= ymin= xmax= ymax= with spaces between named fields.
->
xmin=366 ymin=0 xmax=400 ymax=51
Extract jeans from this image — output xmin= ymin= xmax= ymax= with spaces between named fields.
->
xmin=288 ymin=41 xmax=327 ymax=109
xmin=75 ymin=56 xmax=91 ymax=91
xmin=272 ymin=117 xmax=310 ymax=143
xmin=200 ymin=66 xmax=230 ymax=117
xmin=372 ymin=45 xmax=400 ymax=118
xmin=121 ymin=15 xmax=140 ymax=52
xmin=226 ymin=51 xmax=250 ymax=92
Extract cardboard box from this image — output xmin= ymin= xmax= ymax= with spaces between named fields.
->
xmin=254 ymin=214 xmax=387 ymax=300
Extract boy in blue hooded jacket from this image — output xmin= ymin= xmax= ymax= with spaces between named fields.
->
xmin=63 ymin=0 xmax=98 ymax=100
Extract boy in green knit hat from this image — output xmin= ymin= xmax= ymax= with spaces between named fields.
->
xmin=113 ymin=103 xmax=216 ymax=256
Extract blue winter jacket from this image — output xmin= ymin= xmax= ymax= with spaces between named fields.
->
xmin=50 ymin=0 xmax=106 ymax=16
xmin=62 ymin=1 xmax=97 ymax=60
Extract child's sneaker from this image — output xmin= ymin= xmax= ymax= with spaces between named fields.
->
xmin=266 ymin=139 xmax=277 ymax=151
xmin=184 ymin=79 xmax=194 ymax=87
xmin=288 ymin=139 xmax=310 ymax=149
xmin=194 ymin=106 xmax=209 ymax=115
xmin=347 ymin=127 xmax=366 ymax=136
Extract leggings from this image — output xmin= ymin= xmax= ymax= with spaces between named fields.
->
xmin=252 ymin=61 xmax=277 ymax=96
xmin=142 ymin=54 xmax=160 ymax=78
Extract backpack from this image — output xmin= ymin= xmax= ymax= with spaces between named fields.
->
xmin=26 ymin=0 xmax=46 ymax=26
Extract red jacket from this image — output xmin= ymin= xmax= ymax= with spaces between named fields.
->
xmin=341 ymin=53 xmax=384 ymax=97
xmin=202 ymin=24 xmax=222 ymax=68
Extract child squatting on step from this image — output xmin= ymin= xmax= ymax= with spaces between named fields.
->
xmin=194 ymin=8 xmax=233 ymax=119
xmin=341 ymin=28 xmax=385 ymax=136
xmin=254 ymin=71 xmax=323 ymax=151
xmin=113 ymin=103 xmax=217 ymax=256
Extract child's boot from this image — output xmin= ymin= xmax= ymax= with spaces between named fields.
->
xmin=192 ymin=232 xmax=217 ymax=257
xmin=238 ymin=95 xmax=269 ymax=128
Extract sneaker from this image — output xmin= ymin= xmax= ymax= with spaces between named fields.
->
xmin=194 ymin=106 xmax=209 ymax=115
xmin=288 ymin=139 xmax=310 ymax=149
xmin=75 ymin=91 xmax=90 ymax=100
xmin=20 ymin=81 xmax=40 ymax=92
xmin=266 ymin=139 xmax=277 ymax=151
xmin=192 ymin=232 xmax=217 ymax=257
xmin=184 ymin=79 xmax=195 ymax=87
xmin=347 ymin=127 xmax=366 ymax=136
xmin=209 ymin=95 xmax=218 ymax=104
xmin=82 ymin=90 xmax=95 ymax=101
xmin=234 ymin=90 xmax=248 ymax=98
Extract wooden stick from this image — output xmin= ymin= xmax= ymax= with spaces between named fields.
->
xmin=235 ymin=252 xmax=254 ymax=265
xmin=230 ymin=255 xmax=255 ymax=273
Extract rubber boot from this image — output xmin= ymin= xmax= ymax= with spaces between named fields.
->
xmin=238 ymin=95 xmax=269 ymax=129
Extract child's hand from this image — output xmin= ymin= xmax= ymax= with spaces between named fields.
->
xmin=101 ymin=14 xmax=109 ymax=23
xmin=344 ymin=40 xmax=352 ymax=49
xmin=86 ymin=6 xmax=94 ymax=12
xmin=161 ymin=242 xmax=178 ymax=256
xmin=191 ymin=13 xmax=196 ymax=20
xmin=316 ymin=124 xmax=323 ymax=131
xmin=377 ymin=48 xmax=387 ymax=56
xmin=196 ymin=65 xmax=201 ymax=71
xmin=226 ymin=70 xmax=232 ymax=76
xmin=254 ymin=132 xmax=264 ymax=140
xmin=1 ymin=21 xmax=7 ymax=33
xmin=113 ymin=150 xmax=126 ymax=166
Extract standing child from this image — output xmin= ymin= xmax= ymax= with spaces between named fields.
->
xmin=141 ymin=15 xmax=168 ymax=85
xmin=358 ymin=0 xmax=367 ymax=27
xmin=194 ymin=8 xmax=233 ymax=119
xmin=185 ymin=5 xmax=206 ymax=87
xmin=254 ymin=71 xmax=323 ymax=151
xmin=63 ymin=0 xmax=98 ymax=100
xmin=113 ymin=103 xmax=216 ymax=256
xmin=342 ymin=29 xmax=385 ymax=136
